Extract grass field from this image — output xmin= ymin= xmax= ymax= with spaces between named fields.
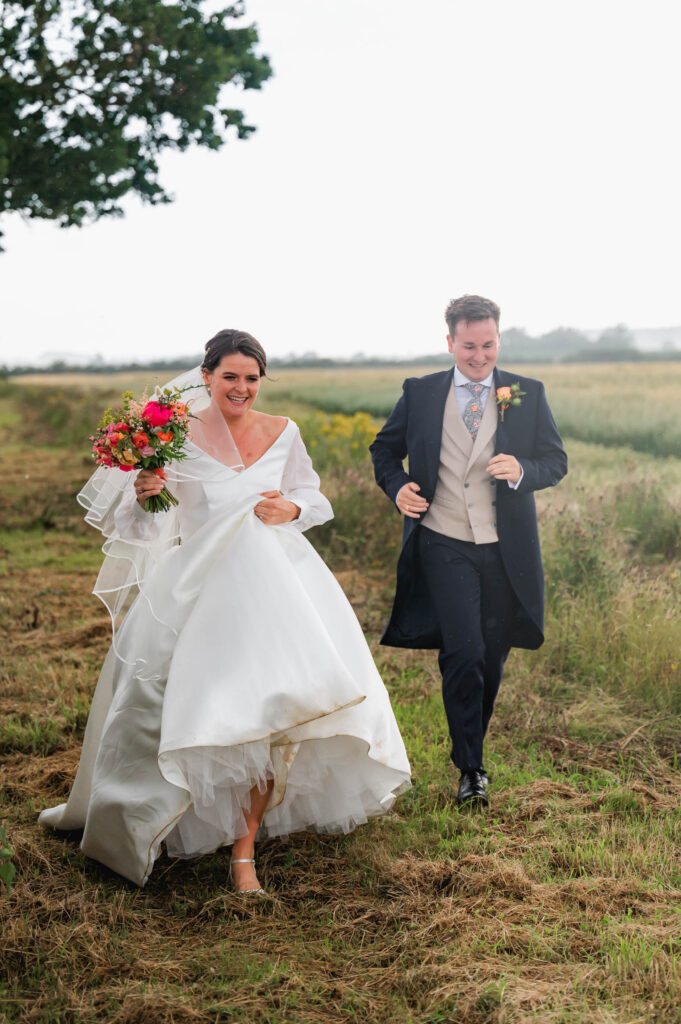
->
xmin=1 ymin=368 xmax=680 ymax=1023
xmin=15 ymin=360 xmax=681 ymax=457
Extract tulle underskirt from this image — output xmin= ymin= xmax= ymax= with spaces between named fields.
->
xmin=163 ymin=734 xmax=407 ymax=859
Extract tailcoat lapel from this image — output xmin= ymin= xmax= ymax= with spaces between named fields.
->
xmin=492 ymin=368 xmax=509 ymax=453
xmin=421 ymin=367 xmax=454 ymax=495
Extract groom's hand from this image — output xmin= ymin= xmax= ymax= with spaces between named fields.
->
xmin=486 ymin=454 xmax=522 ymax=484
xmin=396 ymin=481 xmax=429 ymax=519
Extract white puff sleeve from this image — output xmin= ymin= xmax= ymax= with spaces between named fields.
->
xmin=281 ymin=425 xmax=333 ymax=532
xmin=112 ymin=481 xmax=171 ymax=540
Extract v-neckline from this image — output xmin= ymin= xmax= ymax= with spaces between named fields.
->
xmin=237 ymin=418 xmax=292 ymax=469
xmin=187 ymin=418 xmax=292 ymax=472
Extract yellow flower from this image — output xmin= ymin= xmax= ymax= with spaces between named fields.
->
xmin=119 ymin=448 xmax=140 ymax=465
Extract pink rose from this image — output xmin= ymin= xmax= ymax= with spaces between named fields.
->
xmin=496 ymin=386 xmax=512 ymax=401
xmin=142 ymin=401 xmax=173 ymax=427
xmin=140 ymin=445 xmax=155 ymax=456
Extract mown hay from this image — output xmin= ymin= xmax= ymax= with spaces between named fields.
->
xmin=2 ymin=384 xmax=681 ymax=1023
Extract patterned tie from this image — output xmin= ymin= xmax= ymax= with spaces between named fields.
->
xmin=462 ymin=382 xmax=485 ymax=439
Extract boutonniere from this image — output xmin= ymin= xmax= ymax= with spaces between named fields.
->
xmin=495 ymin=383 xmax=525 ymax=421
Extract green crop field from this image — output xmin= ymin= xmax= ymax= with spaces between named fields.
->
xmin=1 ymin=366 xmax=680 ymax=1023
xmin=261 ymin=360 xmax=681 ymax=459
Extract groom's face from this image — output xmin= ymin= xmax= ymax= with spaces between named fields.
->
xmin=447 ymin=317 xmax=500 ymax=382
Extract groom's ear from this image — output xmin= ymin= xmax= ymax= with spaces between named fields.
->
xmin=446 ymin=334 xmax=454 ymax=353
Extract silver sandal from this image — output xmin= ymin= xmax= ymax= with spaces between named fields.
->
xmin=229 ymin=858 xmax=265 ymax=897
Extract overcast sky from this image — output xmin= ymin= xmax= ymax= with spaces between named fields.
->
xmin=2 ymin=0 xmax=680 ymax=366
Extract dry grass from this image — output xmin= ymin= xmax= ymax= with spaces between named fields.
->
xmin=3 ymin=727 xmax=681 ymax=1023
xmin=1 ymin=378 xmax=681 ymax=1023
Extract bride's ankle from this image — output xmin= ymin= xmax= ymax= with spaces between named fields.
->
xmin=231 ymin=841 xmax=255 ymax=862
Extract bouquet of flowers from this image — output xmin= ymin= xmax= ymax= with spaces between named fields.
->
xmin=90 ymin=387 xmax=193 ymax=512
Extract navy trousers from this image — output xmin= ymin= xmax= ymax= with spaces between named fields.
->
xmin=418 ymin=527 xmax=519 ymax=772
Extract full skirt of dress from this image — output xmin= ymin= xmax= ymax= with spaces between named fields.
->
xmin=39 ymin=427 xmax=410 ymax=885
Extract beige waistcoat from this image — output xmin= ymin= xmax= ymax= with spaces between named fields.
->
xmin=421 ymin=384 xmax=499 ymax=544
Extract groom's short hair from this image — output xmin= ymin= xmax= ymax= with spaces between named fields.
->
xmin=445 ymin=294 xmax=501 ymax=336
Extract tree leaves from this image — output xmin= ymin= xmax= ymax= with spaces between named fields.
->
xmin=0 ymin=1 xmax=272 ymax=243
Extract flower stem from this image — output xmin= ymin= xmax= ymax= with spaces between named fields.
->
xmin=144 ymin=486 xmax=179 ymax=513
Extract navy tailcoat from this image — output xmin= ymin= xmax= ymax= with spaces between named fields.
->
xmin=370 ymin=366 xmax=567 ymax=651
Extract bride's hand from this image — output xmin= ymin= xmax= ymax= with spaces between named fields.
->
xmin=135 ymin=469 xmax=165 ymax=506
xmin=254 ymin=490 xmax=301 ymax=525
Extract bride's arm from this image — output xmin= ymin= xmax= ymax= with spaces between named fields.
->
xmin=280 ymin=426 xmax=333 ymax=531
xmin=112 ymin=479 xmax=170 ymax=540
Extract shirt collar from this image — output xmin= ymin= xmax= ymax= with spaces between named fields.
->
xmin=454 ymin=367 xmax=494 ymax=389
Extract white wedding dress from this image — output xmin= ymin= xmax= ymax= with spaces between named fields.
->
xmin=39 ymin=418 xmax=410 ymax=885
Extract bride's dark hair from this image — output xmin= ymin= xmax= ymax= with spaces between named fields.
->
xmin=202 ymin=329 xmax=267 ymax=377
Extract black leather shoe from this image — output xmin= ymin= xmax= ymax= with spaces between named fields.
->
xmin=457 ymin=769 xmax=489 ymax=807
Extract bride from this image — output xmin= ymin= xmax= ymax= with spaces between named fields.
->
xmin=39 ymin=329 xmax=411 ymax=892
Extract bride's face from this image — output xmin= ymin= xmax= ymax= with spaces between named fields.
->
xmin=203 ymin=352 xmax=261 ymax=420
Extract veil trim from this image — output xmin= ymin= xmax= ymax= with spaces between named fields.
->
xmin=79 ymin=365 xmax=243 ymax=661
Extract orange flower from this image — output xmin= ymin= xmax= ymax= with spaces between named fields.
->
xmin=156 ymin=430 xmax=173 ymax=443
xmin=495 ymin=382 xmax=525 ymax=421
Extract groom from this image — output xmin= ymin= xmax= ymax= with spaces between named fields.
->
xmin=370 ymin=294 xmax=567 ymax=806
